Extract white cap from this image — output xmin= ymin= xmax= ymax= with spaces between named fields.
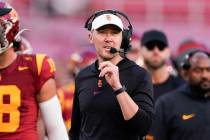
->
xmin=91 ymin=14 xmax=123 ymax=30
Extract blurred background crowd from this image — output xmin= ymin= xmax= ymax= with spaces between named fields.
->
xmin=6 ymin=0 xmax=210 ymax=86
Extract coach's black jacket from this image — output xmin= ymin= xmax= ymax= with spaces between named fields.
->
xmin=151 ymin=84 xmax=210 ymax=140
xmin=69 ymin=58 xmax=154 ymax=140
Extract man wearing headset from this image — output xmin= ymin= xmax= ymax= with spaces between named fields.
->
xmin=0 ymin=2 xmax=68 ymax=140
xmin=150 ymin=50 xmax=210 ymax=140
xmin=69 ymin=10 xmax=154 ymax=140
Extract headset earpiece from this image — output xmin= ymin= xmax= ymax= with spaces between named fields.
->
xmin=181 ymin=51 xmax=195 ymax=70
xmin=121 ymin=29 xmax=131 ymax=52
xmin=181 ymin=59 xmax=191 ymax=70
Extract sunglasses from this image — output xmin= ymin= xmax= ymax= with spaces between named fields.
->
xmin=145 ymin=41 xmax=167 ymax=51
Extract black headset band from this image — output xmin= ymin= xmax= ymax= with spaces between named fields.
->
xmin=84 ymin=9 xmax=133 ymax=33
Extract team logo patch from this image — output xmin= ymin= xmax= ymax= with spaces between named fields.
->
xmin=182 ymin=114 xmax=195 ymax=120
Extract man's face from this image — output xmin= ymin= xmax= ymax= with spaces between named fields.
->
xmin=89 ymin=25 xmax=122 ymax=61
xmin=188 ymin=55 xmax=210 ymax=91
xmin=142 ymin=41 xmax=170 ymax=70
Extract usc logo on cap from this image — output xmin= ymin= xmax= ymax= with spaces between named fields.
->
xmin=106 ymin=15 xmax=111 ymax=21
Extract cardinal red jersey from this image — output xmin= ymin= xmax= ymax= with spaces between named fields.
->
xmin=0 ymin=54 xmax=55 ymax=140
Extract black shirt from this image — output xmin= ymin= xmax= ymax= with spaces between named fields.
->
xmin=69 ymin=58 xmax=154 ymax=140
xmin=153 ymin=75 xmax=185 ymax=101
xmin=151 ymin=84 xmax=210 ymax=140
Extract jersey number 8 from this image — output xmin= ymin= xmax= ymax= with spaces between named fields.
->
xmin=0 ymin=85 xmax=21 ymax=132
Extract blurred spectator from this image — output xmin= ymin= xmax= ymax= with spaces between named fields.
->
xmin=141 ymin=29 xmax=184 ymax=101
xmin=77 ymin=49 xmax=97 ymax=70
xmin=66 ymin=52 xmax=83 ymax=79
xmin=66 ymin=49 xmax=97 ymax=78
xmin=150 ymin=50 xmax=210 ymax=140
xmin=126 ymin=33 xmax=144 ymax=66
xmin=141 ymin=29 xmax=185 ymax=140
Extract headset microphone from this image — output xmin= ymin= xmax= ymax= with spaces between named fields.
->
xmin=109 ymin=47 xmax=125 ymax=54
xmin=109 ymin=47 xmax=118 ymax=54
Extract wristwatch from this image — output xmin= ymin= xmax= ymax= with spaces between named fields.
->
xmin=114 ymin=85 xmax=126 ymax=95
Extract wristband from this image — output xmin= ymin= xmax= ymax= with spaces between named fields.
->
xmin=114 ymin=85 xmax=126 ymax=95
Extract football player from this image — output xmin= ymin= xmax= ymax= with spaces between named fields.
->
xmin=0 ymin=2 xmax=68 ymax=140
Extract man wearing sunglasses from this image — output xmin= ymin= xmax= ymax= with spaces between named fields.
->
xmin=141 ymin=29 xmax=185 ymax=140
xmin=141 ymin=29 xmax=184 ymax=101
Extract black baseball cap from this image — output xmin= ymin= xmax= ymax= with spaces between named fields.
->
xmin=141 ymin=29 xmax=168 ymax=47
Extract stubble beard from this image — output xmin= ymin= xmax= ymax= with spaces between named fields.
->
xmin=145 ymin=59 xmax=165 ymax=70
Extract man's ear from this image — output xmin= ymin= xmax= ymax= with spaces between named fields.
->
xmin=182 ymin=70 xmax=190 ymax=81
xmin=88 ymin=32 xmax=93 ymax=44
xmin=140 ymin=46 xmax=148 ymax=57
xmin=164 ymin=47 xmax=171 ymax=59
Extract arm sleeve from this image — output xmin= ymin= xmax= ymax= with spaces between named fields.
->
xmin=125 ymin=69 xmax=154 ymax=137
xmin=39 ymin=95 xmax=69 ymax=140
xmin=68 ymin=79 xmax=81 ymax=140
